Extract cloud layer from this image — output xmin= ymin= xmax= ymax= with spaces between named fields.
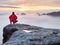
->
xmin=0 ymin=0 xmax=60 ymax=8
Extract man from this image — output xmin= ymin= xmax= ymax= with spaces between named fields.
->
xmin=9 ymin=12 xmax=18 ymax=24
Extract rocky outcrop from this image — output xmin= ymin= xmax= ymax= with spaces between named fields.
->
xmin=3 ymin=24 xmax=41 ymax=44
xmin=2 ymin=24 xmax=60 ymax=45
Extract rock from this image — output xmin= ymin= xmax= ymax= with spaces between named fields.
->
xmin=3 ymin=27 xmax=18 ymax=43
xmin=2 ymin=24 xmax=60 ymax=45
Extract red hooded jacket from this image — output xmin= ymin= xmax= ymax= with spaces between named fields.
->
xmin=9 ymin=14 xmax=17 ymax=22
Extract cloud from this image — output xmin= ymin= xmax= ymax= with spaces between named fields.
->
xmin=52 ymin=0 xmax=60 ymax=5
xmin=0 ymin=0 xmax=26 ymax=5
xmin=24 ymin=0 xmax=60 ymax=7
xmin=0 ymin=0 xmax=60 ymax=8
xmin=0 ymin=6 xmax=19 ymax=8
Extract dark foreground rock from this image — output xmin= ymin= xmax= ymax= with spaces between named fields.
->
xmin=2 ymin=24 xmax=60 ymax=45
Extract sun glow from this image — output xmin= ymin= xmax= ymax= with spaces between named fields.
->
xmin=16 ymin=6 xmax=60 ymax=11
xmin=1 ymin=6 xmax=60 ymax=11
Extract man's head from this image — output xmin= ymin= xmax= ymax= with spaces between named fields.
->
xmin=12 ymin=12 xmax=15 ymax=14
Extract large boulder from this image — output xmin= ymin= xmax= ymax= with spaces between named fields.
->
xmin=2 ymin=24 xmax=60 ymax=45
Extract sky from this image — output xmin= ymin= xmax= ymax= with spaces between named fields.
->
xmin=0 ymin=0 xmax=60 ymax=11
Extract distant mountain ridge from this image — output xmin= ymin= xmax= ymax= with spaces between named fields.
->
xmin=43 ymin=11 xmax=60 ymax=16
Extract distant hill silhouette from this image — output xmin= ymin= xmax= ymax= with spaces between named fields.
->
xmin=43 ymin=11 xmax=60 ymax=16
xmin=21 ymin=13 xmax=26 ymax=15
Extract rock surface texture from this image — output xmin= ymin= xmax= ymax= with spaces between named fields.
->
xmin=2 ymin=24 xmax=60 ymax=45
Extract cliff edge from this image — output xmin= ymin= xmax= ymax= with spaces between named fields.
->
xmin=2 ymin=24 xmax=60 ymax=45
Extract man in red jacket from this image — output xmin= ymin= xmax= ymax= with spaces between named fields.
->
xmin=9 ymin=12 xmax=18 ymax=24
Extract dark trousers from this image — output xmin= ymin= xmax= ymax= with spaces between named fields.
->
xmin=10 ymin=20 xmax=18 ymax=24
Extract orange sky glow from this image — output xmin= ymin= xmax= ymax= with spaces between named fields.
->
xmin=0 ymin=0 xmax=60 ymax=11
xmin=0 ymin=3 xmax=60 ymax=11
xmin=17 ymin=5 xmax=60 ymax=11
